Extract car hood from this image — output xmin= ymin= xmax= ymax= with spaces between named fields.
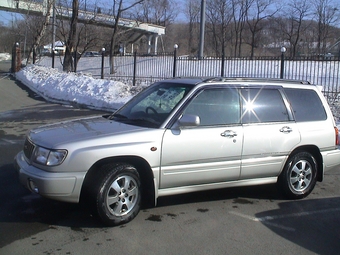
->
xmin=28 ymin=116 xmax=147 ymax=148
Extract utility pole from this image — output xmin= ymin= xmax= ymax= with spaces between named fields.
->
xmin=198 ymin=0 xmax=206 ymax=59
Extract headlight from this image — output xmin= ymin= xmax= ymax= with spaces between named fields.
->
xmin=33 ymin=146 xmax=67 ymax=166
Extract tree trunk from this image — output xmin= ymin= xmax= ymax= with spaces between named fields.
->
xmin=63 ymin=0 xmax=79 ymax=72
xmin=109 ymin=0 xmax=123 ymax=74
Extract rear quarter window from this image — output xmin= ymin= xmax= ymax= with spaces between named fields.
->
xmin=284 ymin=88 xmax=327 ymax=121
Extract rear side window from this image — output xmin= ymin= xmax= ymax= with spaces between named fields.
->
xmin=284 ymin=88 xmax=327 ymax=122
xmin=241 ymin=88 xmax=289 ymax=123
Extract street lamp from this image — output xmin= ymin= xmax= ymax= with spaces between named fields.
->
xmin=101 ymin=48 xmax=105 ymax=79
xmin=173 ymin=44 xmax=178 ymax=78
xmin=280 ymin=46 xmax=286 ymax=79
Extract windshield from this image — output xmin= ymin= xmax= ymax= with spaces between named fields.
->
xmin=110 ymin=82 xmax=194 ymax=128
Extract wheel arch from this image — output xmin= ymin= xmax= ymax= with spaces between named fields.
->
xmin=80 ymin=156 xmax=156 ymax=207
xmin=288 ymin=145 xmax=323 ymax=182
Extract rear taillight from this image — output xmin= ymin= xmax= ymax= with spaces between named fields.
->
xmin=335 ymin=127 xmax=339 ymax=145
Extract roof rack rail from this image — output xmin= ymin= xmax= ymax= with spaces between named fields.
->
xmin=203 ymin=77 xmax=311 ymax=85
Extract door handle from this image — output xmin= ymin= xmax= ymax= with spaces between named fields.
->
xmin=280 ymin=126 xmax=293 ymax=133
xmin=221 ymin=130 xmax=237 ymax=138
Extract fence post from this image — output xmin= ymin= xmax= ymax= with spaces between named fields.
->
xmin=11 ymin=43 xmax=17 ymax=73
xmin=101 ymin=48 xmax=105 ymax=79
xmin=133 ymin=51 xmax=137 ymax=86
xmin=52 ymin=48 xmax=55 ymax=68
xmin=280 ymin=47 xmax=286 ymax=79
xmin=221 ymin=53 xmax=225 ymax=77
xmin=11 ymin=42 xmax=21 ymax=73
xmin=173 ymin=44 xmax=178 ymax=78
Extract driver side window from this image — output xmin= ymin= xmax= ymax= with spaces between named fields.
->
xmin=183 ymin=87 xmax=240 ymax=126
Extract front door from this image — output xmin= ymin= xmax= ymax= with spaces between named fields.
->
xmin=160 ymin=87 xmax=243 ymax=189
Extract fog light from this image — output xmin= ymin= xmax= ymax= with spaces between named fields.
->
xmin=28 ymin=179 xmax=39 ymax=193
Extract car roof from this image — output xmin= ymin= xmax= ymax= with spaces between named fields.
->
xmin=202 ymin=77 xmax=311 ymax=85
xmin=162 ymin=77 xmax=206 ymax=85
xmin=162 ymin=77 xmax=312 ymax=87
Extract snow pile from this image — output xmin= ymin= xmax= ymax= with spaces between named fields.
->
xmin=0 ymin=53 xmax=11 ymax=61
xmin=16 ymin=65 xmax=147 ymax=111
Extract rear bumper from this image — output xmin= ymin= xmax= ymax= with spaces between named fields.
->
xmin=14 ymin=151 xmax=85 ymax=203
xmin=322 ymin=147 xmax=340 ymax=172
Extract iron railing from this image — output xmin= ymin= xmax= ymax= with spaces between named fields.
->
xmin=107 ymin=53 xmax=339 ymax=91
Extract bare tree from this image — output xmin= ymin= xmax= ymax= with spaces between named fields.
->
xmin=273 ymin=0 xmax=311 ymax=58
xmin=313 ymin=0 xmax=340 ymax=54
xmin=135 ymin=0 xmax=178 ymax=25
xmin=55 ymin=0 xmax=108 ymax=70
xmin=9 ymin=0 xmax=54 ymax=64
xmin=28 ymin=1 xmax=54 ymax=64
xmin=231 ymin=0 xmax=252 ymax=57
xmin=108 ymin=0 xmax=144 ymax=74
xmin=205 ymin=0 xmax=234 ymax=57
xmin=186 ymin=0 xmax=201 ymax=55
xmin=245 ymin=0 xmax=279 ymax=58
xmin=0 ymin=23 xmax=14 ymax=52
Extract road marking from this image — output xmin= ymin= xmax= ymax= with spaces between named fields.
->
xmin=229 ymin=211 xmax=295 ymax=231
xmin=229 ymin=207 xmax=340 ymax=232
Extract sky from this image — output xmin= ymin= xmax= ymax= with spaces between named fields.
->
xmin=0 ymin=10 xmax=20 ymax=26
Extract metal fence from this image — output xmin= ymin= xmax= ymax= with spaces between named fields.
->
xmin=109 ymin=53 xmax=340 ymax=92
xmin=40 ymin=51 xmax=340 ymax=104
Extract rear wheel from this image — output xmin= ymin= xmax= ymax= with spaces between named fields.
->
xmin=278 ymin=152 xmax=317 ymax=199
xmin=92 ymin=163 xmax=141 ymax=226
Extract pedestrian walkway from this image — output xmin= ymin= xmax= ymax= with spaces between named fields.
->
xmin=0 ymin=63 xmax=41 ymax=113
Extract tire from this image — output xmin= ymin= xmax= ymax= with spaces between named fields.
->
xmin=278 ymin=152 xmax=317 ymax=199
xmin=92 ymin=163 xmax=141 ymax=226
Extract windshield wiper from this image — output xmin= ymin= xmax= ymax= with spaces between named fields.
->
xmin=110 ymin=114 xmax=159 ymax=127
xmin=110 ymin=113 xmax=128 ymax=120
xmin=130 ymin=117 xmax=159 ymax=127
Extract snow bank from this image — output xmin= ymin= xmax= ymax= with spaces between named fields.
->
xmin=16 ymin=65 xmax=147 ymax=112
xmin=0 ymin=53 xmax=11 ymax=61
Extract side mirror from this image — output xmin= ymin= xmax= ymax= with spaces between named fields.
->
xmin=173 ymin=114 xmax=200 ymax=129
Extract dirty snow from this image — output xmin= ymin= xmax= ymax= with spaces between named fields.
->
xmin=16 ymin=64 xmax=146 ymax=111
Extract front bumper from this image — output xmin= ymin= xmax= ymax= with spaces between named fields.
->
xmin=14 ymin=151 xmax=86 ymax=203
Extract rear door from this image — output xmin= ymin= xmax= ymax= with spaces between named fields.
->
xmin=160 ymin=87 xmax=243 ymax=189
xmin=240 ymin=87 xmax=301 ymax=179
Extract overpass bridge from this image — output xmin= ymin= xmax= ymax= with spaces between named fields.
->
xmin=0 ymin=0 xmax=165 ymax=54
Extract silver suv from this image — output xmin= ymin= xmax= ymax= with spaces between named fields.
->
xmin=15 ymin=78 xmax=340 ymax=226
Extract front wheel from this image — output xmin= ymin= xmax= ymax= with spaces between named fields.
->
xmin=92 ymin=163 xmax=141 ymax=226
xmin=278 ymin=152 xmax=317 ymax=199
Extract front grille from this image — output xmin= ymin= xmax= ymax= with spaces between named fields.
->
xmin=23 ymin=138 xmax=35 ymax=160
